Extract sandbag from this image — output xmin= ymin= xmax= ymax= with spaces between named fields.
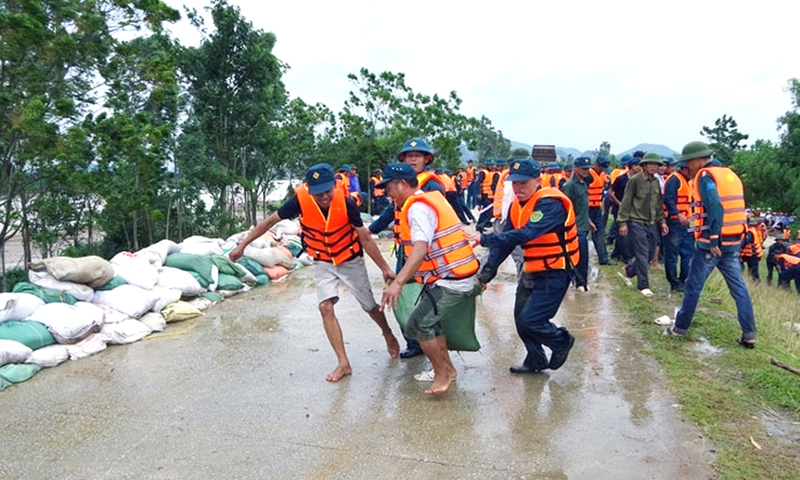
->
xmin=136 ymin=239 xmax=180 ymax=267
xmin=94 ymin=275 xmax=127 ymax=291
xmin=0 ymin=376 xmax=11 ymax=391
xmin=157 ymin=266 xmax=207 ymax=296
xmin=100 ymin=319 xmax=152 ymax=344
xmin=27 ymin=271 xmax=94 ymax=302
xmin=91 ymin=284 xmax=158 ymax=318
xmin=0 ymin=293 xmax=45 ymax=323
xmin=200 ymin=292 xmax=224 ymax=303
xmin=29 ymin=255 xmax=114 ymax=288
xmin=282 ymin=236 xmax=304 ymax=257
xmin=94 ymin=305 xmax=129 ymax=324
xmin=218 ymin=284 xmax=250 ymax=298
xmin=139 ymin=312 xmax=166 ymax=332
xmin=12 ymin=282 xmax=79 ymax=305
xmin=24 ymin=302 xmax=104 ymax=345
xmin=236 ymin=257 xmax=266 ymax=277
xmin=208 ymin=265 xmax=220 ymax=292
xmin=244 ymin=245 xmax=296 ymax=269
xmin=179 ymin=236 xmax=224 ymax=256
xmin=25 ymin=344 xmax=69 ymax=368
xmin=217 ymin=273 xmax=244 ymax=291
xmin=296 ymin=253 xmax=314 ymax=267
xmin=110 ymin=252 xmax=159 ymax=290
xmin=263 ymin=265 xmax=292 ymax=281
xmin=163 ymin=253 xmax=215 ymax=286
xmin=65 ymin=333 xmax=107 ymax=360
xmin=270 ymin=219 xmax=300 ymax=238
xmin=186 ymin=297 xmax=213 ymax=311
xmin=0 ymin=339 xmax=32 ymax=367
xmin=211 ymin=255 xmax=249 ymax=277
xmin=0 ymin=321 xmax=56 ymax=350
xmin=161 ymin=301 xmax=203 ymax=323
xmin=150 ymin=286 xmax=182 ymax=312
xmin=0 ymin=363 xmax=41 ymax=384
xmin=392 ymin=282 xmax=481 ymax=352
xmin=255 ymin=274 xmax=270 ymax=285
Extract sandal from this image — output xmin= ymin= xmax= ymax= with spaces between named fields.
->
xmin=663 ymin=327 xmax=684 ymax=337
xmin=737 ymin=337 xmax=755 ymax=349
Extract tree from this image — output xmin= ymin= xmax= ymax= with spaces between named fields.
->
xmin=700 ymin=114 xmax=749 ymax=165
xmin=511 ymin=147 xmax=529 ymax=158
xmin=597 ymin=141 xmax=611 ymax=157
xmin=181 ymin=0 xmax=287 ymax=235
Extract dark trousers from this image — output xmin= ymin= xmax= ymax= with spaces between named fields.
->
xmin=575 ymin=231 xmax=589 ymax=288
xmin=513 ymin=270 xmax=573 ymax=369
xmin=476 ymin=196 xmax=493 ymax=231
xmin=664 ymin=220 xmax=694 ymax=290
xmin=467 ymin=183 xmax=478 ymax=209
xmin=766 ymin=257 xmax=778 ymax=285
xmin=446 ymin=192 xmax=469 ymax=224
xmin=588 ymin=207 xmax=609 ymax=264
xmin=456 ymin=191 xmax=475 ymax=222
xmin=779 ymin=264 xmax=800 ymax=293
xmin=741 ymin=256 xmax=760 ymax=281
xmin=624 ymin=222 xmax=659 ymax=290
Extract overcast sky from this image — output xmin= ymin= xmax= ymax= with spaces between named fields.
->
xmin=163 ymin=0 xmax=799 ymax=154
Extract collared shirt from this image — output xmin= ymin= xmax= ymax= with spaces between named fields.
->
xmin=561 ymin=174 xmax=590 ymax=232
xmin=476 ymin=197 xmax=567 ymax=284
xmin=618 ymin=172 xmax=665 ymax=226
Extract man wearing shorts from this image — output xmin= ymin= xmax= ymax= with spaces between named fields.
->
xmin=230 ymin=163 xmax=400 ymax=382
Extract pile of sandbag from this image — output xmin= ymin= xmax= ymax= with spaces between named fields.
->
xmin=1 ymin=219 xmax=317 ymax=393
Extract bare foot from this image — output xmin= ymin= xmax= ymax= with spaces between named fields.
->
xmin=325 ymin=364 xmax=352 ymax=382
xmin=425 ymin=370 xmax=455 ymax=395
xmin=384 ymin=333 xmax=400 ymax=358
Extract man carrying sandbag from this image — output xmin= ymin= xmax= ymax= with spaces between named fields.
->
xmin=229 ymin=163 xmax=400 ymax=382
xmin=379 ymin=163 xmax=480 ymax=395
xmin=466 ymin=159 xmax=577 ymax=374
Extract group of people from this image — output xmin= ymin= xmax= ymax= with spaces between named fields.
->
xmin=230 ymin=137 xmax=778 ymax=396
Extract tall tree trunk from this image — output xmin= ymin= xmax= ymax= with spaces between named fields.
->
xmin=132 ymin=213 xmax=139 ymax=251
xmin=19 ymin=188 xmax=32 ymax=263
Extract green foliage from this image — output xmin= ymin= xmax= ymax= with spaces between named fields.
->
xmin=701 ymin=114 xmax=749 ymax=165
xmin=596 ymin=140 xmax=611 ymax=157
xmin=1 ymin=268 xmax=26 ymax=293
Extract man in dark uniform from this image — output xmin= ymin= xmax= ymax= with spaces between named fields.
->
xmin=466 ymin=159 xmax=577 ymax=373
xmin=562 ymin=156 xmax=592 ymax=291
xmin=475 ymin=159 xmax=499 ymax=232
xmin=662 ymin=160 xmax=695 ymax=292
xmin=766 ymin=235 xmax=788 ymax=285
xmin=588 ymin=156 xmax=612 ymax=265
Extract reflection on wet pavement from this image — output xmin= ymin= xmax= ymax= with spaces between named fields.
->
xmin=0 ymin=239 xmax=713 ymax=479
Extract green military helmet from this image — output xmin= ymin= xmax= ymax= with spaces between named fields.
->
xmin=640 ymin=152 xmax=663 ymax=165
xmin=680 ymin=141 xmax=713 ymax=162
xmin=397 ymin=137 xmax=434 ymax=161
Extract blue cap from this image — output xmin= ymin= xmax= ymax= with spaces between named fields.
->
xmin=628 ymin=157 xmax=641 ymax=166
xmin=434 ymin=168 xmax=444 ymax=175
xmin=596 ymin=155 xmax=610 ymax=167
xmin=664 ymin=156 xmax=676 ymax=165
xmin=444 ymin=169 xmax=452 ymax=175
xmin=506 ymin=160 xmax=541 ymax=181
xmin=397 ymin=137 xmax=434 ymax=160
xmin=338 ymin=164 xmax=351 ymax=172
xmin=574 ymin=157 xmax=592 ymax=169
xmin=548 ymin=163 xmax=562 ymax=172
xmin=375 ymin=163 xmax=416 ymax=187
xmin=565 ymin=163 xmax=574 ymax=171
xmin=620 ymin=154 xmax=633 ymax=166
xmin=306 ymin=163 xmax=336 ymax=195
xmin=676 ymin=160 xmax=689 ymax=169
xmin=495 ymin=158 xmax=507 ymax=167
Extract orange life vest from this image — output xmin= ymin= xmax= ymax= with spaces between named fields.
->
xmin=587 ymin=168 xmax=606 ymax=207
xmin=481 ymin=170 xmax=498 ymax=197
xmin=466 ymin=166 xmax=475 ymax=184
xmin=610 ymin=167 xmax=627 ymax=184
xmin=334 ymin=174 xmax=350 ymax=200
xmin=492 ymin=170 xmax=511 ymax=218
xmin=457 ymin=172 xmax=468 ymax=190
xmin=788 ymin=243 xmax=800 ymax=255
xmin=758 ymin=222 xmax=767 ymax=244
xmin=296 ymin=184 xmax=361 ymax=265
xmin=509 ymin=187 xmax=580 ymax=273
xmin=740 ymin=226 xmax=763 ymax=259
xmin=418 ymin=170 xmax=443 ymax=191
xmin=662 ymin=171 xmax=692 ymax=220
xmin=398 ymin=191 xmax=479 ymax=284
xmin=438 ymin=173 xmax=457 ymax=193
xmin=777 ymin=253 xmax=800 ymax=268
xmin=370 ymin=175 xmax=384 ymax=198
xmin=690 ymin=166 xmax=746 ymax=247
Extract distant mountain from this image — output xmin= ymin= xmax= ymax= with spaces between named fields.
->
xmin=616 ymin=143 xmax=680 ymax=159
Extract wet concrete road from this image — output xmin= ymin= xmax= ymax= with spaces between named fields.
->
xmin=0 ymin=239 xmax=713 ymax=479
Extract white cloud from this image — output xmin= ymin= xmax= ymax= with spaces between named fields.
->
xmin=164 ymin=0 xmax=800 ymax=153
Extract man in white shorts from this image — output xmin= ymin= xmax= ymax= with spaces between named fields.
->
xmin=230 ymin=163 xmax=400 ymax=382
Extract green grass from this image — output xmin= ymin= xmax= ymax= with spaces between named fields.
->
xmin=605 ymin=260 xmax=800 ymax=479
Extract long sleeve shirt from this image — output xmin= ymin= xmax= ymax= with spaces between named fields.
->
xmin=561 ymin=175 xmax=590 ymax=232
xmin=476 ymin=197 xmax=566 ymax=284
xmin=617 ymin=172 xmax=665 ymax=226
xmin=694 ymin=160 xmax=729 ymax=252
